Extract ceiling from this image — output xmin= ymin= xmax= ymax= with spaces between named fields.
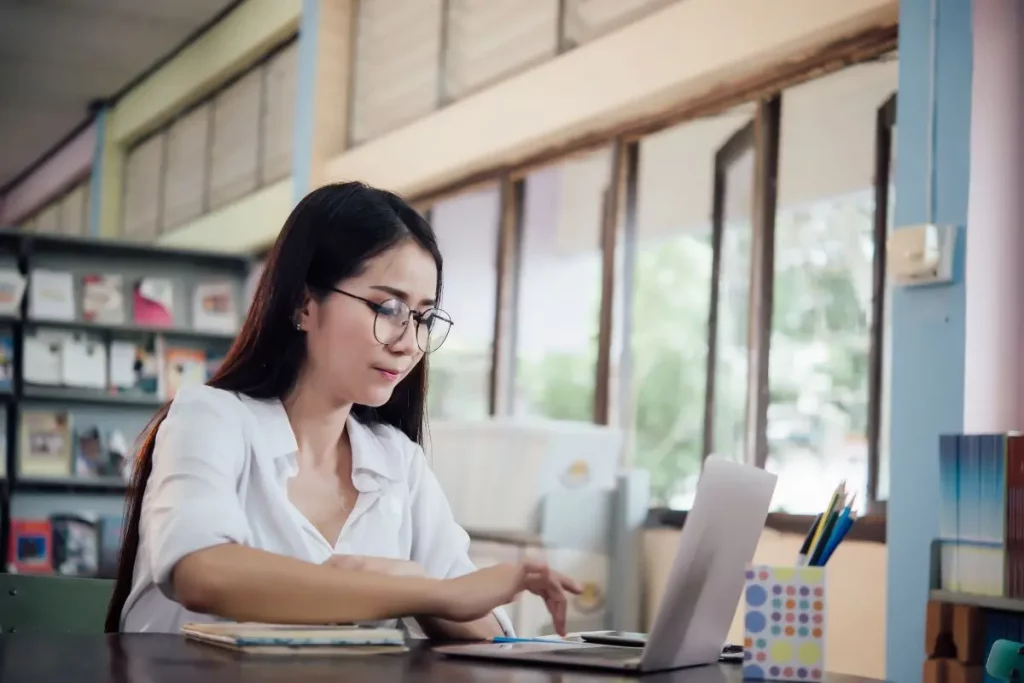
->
xmin=0 ymin=0 xmax=239 ymax=192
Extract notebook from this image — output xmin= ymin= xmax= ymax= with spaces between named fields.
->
xmin=181 ymin=622 xmax=408 ymax=656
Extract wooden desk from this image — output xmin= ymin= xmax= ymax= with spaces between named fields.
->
xmin=0 ymin=634 xmax=887 ymax=683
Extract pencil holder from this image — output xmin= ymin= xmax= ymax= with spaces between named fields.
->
xmin=742 ymin=565 xmax=826 ymax=682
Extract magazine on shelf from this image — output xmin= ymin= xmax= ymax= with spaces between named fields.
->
xmin=18 ymin=409 xmax=73 ymax=478
xmin=29 ymin=269 xmax=74 ymax=321
xmin=81 ymin=273 xmax=125 ymax=324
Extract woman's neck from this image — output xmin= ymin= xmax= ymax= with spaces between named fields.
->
xmin=282 ymin=375 xmax=353 ymax=469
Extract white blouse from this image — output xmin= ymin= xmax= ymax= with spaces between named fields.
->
xmin=120 ymin=384 xmax=513 ymax=635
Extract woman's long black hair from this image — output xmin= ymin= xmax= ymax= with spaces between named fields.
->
xmin=104 ymin=182 xmax=444 ymax=632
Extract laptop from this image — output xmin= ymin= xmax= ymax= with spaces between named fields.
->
xmin=435 ymin=455 xmax=777 ymax=674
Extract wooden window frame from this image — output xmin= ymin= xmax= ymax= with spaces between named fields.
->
xmin=404 ymin=27 xmax=898 ymax=543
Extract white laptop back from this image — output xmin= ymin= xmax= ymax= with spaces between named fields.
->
xmin=640 ymin=455 xmax=777 ymax=670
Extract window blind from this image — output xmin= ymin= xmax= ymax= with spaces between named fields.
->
xmin=121 ymin=133 xmax=165 ymax=240
xmin=350 ymin=0 xmax=444 ymax=144
xmin=562 ymin=0 xmax=675 ymax=47
xmin=260 ymin=43 xmax=298 ymax=184
xmin=209 ymin=69 xmax=262 ymax=210
xmin=59 ymin=181 xmax=88 ymax=235
xmin=161 ymin=103 xmax=210 ymax=231
xmin=34 ymin=202 xmax=60 ymax=234
xmin=444 ymin=0 xmax=558 ymax=101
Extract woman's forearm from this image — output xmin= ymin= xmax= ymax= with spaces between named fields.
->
xmin=416 ymin=613 xmax=504 ymax=641
xmin=173 ymin=543 xmax=443 ymax=624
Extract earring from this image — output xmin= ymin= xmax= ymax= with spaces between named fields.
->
xmin=294 ymin=319 xmax=302 ymax=331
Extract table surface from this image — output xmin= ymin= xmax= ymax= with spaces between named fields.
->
xmin=0 ymin=634 xmax=888 ymax=683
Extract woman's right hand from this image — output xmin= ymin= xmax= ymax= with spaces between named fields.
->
xmin=432 ymin=560 xmax=583 ymax=636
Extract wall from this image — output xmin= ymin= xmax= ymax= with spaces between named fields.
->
xmin=644 ymin=528 xmax=887 ymax=680
xmin=156 ymin=178 xmax=293 ymax=252
xmin=96 ymin=0 xmax=302 ymax=238
xmin=0 ymin=122 xmax=96 ymax=226
xmin=885 ymin=1 xmax=973 ymax=682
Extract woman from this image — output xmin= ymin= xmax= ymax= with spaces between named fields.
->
xmin=105 ymin=182 xmax=581 ymax=638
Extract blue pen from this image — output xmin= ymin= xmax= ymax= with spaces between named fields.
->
xmin=819 ymin=514 xmax=855 ymax=566
xmin=491 ymin=636 xmax=562 ymax=644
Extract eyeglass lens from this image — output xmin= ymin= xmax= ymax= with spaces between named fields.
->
xmin=373 ymin=298 xmax=452 ymax=353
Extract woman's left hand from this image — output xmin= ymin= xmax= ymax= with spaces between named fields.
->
xmin=323 ymin=554 xmax=429 ymax=578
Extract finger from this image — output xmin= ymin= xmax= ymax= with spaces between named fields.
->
xmin=525 ymin=567 xmax=583 ymax=595
xmin=522 ymin=559 xmax=550 ymax=574
xmin=556 ymin=572 xmax=584 ymax=595
xmin=547 ymin=587 xmax=568 ymax=636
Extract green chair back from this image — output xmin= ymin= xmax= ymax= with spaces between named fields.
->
xmin=0 ymin=574 xmax=113 ymax=634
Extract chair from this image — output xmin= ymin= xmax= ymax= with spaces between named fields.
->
xmin=0 ymin=574 xmax=113 ymax=634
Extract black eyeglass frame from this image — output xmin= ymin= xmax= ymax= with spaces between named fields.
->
xmin=331 ymin=287 xmax=454 ymax=353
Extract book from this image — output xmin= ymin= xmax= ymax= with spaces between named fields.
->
xmin=81 ymin=273 xmax=125 ymax=324
xmin=192 ymin=281 xmax=238 ymax=333
xmin=28 ymin=269 xmax=74 ymax=321
xmin=51 ymin=513 xmax=99 ymax=577
xmin=936 ymin=432 xmax=1024 ymax=598
xmin=163 ymin=346 xmax=207 ymax=400
xmin=73 ymin=425 xmax=128 ymax=479
xmin=181 ymin=622 xmax=408 ymax=656
xmin=8 ymin=518 xmax=52 ymax=574
xmin=133 ymin=277 xmax=174 ymax=327
xmin=18 ymin=410 xmax=73 ymax=478
xmin=0 ymin=333 xmax=14 ymax=392
xmin=0 ymin=268 xmax=26 ymax=315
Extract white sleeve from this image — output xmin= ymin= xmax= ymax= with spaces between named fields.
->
xmin=142 ymin=386 xmax=252 ymax=601
xmin=407 ymin=447 xmax=516 ymax=636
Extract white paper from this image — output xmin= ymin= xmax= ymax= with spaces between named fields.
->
xmin=23 ymin=335 xmax=62 ymax=385
xmin=60 ymin=335 xmax=107 ymax=389
xmin=109 ymin=341 xmax=138 ymax=389
xmin=29 ymin=269 xmax=75 ymax=321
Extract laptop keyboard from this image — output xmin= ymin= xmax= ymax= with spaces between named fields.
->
xmin=548 ymin=646 xmax=642 ymax=660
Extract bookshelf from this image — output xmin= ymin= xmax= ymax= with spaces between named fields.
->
xmin=929 ymin=588 xmax=1024 ymax=615
xmin=0 ymin=229 xmax=251 ymax=577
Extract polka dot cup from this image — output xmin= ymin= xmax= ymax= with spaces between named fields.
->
xmin=741 ymin=565 xmax=826 ymax=682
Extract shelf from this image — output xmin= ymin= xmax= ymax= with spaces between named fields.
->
xmin=0 ymin=229 xmax=251 ymax=271
xmin=21 ymin=386 xmax=164 ymax=407
xmin=25 ymin=317 xmax=236 ymax=342
xmin=14 ymin=477 xmax=128 ymax=495
xmin=930 ymin=589 xmax=1024 ymax=614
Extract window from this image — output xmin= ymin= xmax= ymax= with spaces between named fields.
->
xmin=121 ymin=132 xmax=165 ymax=240
xmin=261 ymin=44 xmax=299 ymax=183
xmin=514 ymin=148 xmax=611 ymax=421
xmin=21 ymin=178 xmax=90 ymax=236
xmin=161 ymin=104 xmax=209 ymax=229
xmin=766 ymin=59 xmax=898 ymax=514
xmin=120 ymin=39 xmax=297 ymax=240
xmin=562 ymin=0 xmax=678 ymax=48
xmin=427 ymin=185 xmax=502 ymax=419
xmin=443 ymin=0 xmax=558 ymax=101
xmin=396 ymin=50 xmax=896 ymax=523
xmin=347 ymin=0 xmax=680 ymax=144
xmin=628 ymin=107 xmax=753 ymax=506
xmin=209 ymin=69 xmax=262 ymax=210
xmin=349 ymin=0 xmax=443 ymax=145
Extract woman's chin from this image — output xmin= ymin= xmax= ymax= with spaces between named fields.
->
xmin=356 ymin=386 xmax=396 ymax=408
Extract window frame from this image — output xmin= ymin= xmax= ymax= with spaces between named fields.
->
xmin=411 ymin=31 xmax=897 ymax=543
xmin=118 ymin=34 xmax=299 ymax=239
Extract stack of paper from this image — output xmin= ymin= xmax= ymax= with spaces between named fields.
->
xmin=181 ymin=622 xmax=408 ymax=656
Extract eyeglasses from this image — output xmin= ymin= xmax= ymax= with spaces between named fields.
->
xmin=332 ymin=288 xmax=453 ymax=353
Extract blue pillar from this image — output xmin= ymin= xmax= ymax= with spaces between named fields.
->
xmin=886 ymin=1 xmax=972 ymax=681
xmin=89 ymin=108 xmax=108 ymax=237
